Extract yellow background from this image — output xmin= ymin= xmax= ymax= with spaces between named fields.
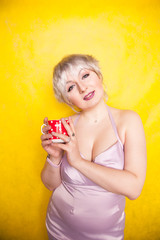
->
xmin=0 ymin=0 xmax=160 ymax=239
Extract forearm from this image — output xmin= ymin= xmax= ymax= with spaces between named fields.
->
xmin=41 ymin=157 xmax=62 ymax=191
xmin=74 ymin=158 xmax=143 ymax=200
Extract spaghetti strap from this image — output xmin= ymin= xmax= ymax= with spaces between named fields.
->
xmin=73 ymin=114 xmax=80 ymax=126
xmin=73 ymin=107 xmax=123 ymax=149
xmin=106 ymin=105 xmax=123 ymax=149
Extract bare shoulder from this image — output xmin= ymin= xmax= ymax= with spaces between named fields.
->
xmin=109 ymin=106 xmax=144 ymax=144
xmin=110 ymin=106 xmax=143 ymax=128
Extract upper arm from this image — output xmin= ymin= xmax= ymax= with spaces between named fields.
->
xmin=123 ymin=110 xmax=147 ymax=190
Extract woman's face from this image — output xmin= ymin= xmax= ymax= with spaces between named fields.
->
xmin=65 ymin=68 xmax=104 ymax=110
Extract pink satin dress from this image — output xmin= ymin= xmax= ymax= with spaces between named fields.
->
xmin=46 ymin=105 xmax=125 ymax=240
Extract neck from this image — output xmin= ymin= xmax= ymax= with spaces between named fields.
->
xmin=80 ymin=99 xmax=108 ymax=123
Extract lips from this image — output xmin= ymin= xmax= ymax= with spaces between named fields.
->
xmin=83 ymin=91 xmax=95 ymax=101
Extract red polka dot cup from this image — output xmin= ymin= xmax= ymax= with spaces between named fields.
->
xmin=41 ymin=119 xmax=69 ymax=143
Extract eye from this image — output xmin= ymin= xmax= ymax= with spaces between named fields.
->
xmin=67 ymin=85 xmax=75 ymax=92
xmin=82 ymin=73 xmax=89 ymax=79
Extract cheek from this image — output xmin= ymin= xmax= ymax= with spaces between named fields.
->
xmin=96 ymin=80 xmax=103 ymax=91
xmin=67 ymin=93 xmax=79 ymax=104
xmin=96 ymin=82 xmax=104 ymax=98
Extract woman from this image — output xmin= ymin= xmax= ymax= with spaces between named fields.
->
xmin=41 ymin=54 xmax=146 ymax=240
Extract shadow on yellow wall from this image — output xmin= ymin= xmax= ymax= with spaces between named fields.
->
xmin=0 ymin=0 xmax=160 ymax=239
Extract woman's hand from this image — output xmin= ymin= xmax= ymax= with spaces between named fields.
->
xmin=41 ymin=117 xmax=64 ymax=161
xmin=53 ymin=117 xmax=82 ymax=167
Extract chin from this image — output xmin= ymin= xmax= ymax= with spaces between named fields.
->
xmin=73 ymin=91 xmax=103 ymax=110
xmin=80 ymin=100 xmax=101 ymax=110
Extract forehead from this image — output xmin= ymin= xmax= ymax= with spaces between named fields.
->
xmin=65 ymin=65 xmax=89 ymax=82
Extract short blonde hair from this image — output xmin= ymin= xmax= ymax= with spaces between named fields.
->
xmin=53 ymin=54 xmax=107 ymax=106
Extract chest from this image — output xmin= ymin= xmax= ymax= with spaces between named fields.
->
xmin=75 ymin=120 xmax=118 ymax=161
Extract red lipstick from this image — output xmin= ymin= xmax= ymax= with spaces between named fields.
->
xmin=83 ymin=91 xmax=95 ymax=101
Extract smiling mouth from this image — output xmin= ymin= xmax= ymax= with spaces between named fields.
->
xmin=83 ymin=91 xmax=95 ymax=101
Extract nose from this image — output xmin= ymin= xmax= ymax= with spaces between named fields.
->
xmin=77 ymin=82 xmax=87 ymax=94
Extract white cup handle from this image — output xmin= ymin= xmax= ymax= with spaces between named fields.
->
xmin=41 ymin=123 xmax=47 ymax=134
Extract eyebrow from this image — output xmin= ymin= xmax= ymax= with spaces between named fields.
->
xmin=66 ymin=80 xmax=73 ymax=85
xmin=66 ymin=68 xmax=88 ymax=84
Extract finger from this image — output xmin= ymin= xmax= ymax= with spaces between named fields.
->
xmin=63 ymin=117 xmax=76 ymax=137
xmin=41 ymin=133 xmax=52 ymax=141
xmin=41 ymin=140 xmax=52 ymax=147
xmin=61 ymin=118 xmax=73 ymax=137
xmin=53 ymin=143 xmax=68 ymax=151
xmin=44 ymin=117 xmax=48 ymax=125
xmin=42 ymin=125 xmax=51 ymax=134
xmin=52 ymin=131 xmax=70 ymax=143
xmin=68 ymin=116 xmax=75 ymax=135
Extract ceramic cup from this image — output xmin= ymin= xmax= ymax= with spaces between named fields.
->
xmin=41 ymin=119 xmax=69 ymax=143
